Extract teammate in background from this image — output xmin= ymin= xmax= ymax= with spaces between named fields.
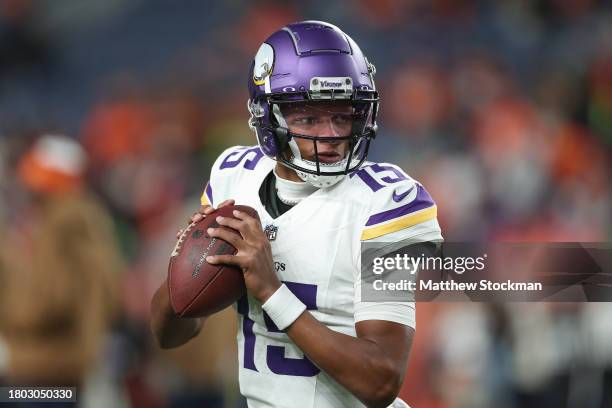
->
xmin=151 ymin=21 xmax=442 ymax=408
xmin=2 ymin=135 xmax=122 ymax=387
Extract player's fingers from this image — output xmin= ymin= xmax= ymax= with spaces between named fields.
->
xmin=189 ymin=212 xmax=201 ymax=224
xmin=192 ymin=199 xmax=233 ymax=223
xmin=202 ymin=205 xmax=216 ymax=215
xmin=189 ymin=206 xmax=210 ymax=224
xmin=206 ymin=254 xmax=245 ymax=268
xmin=232 ymin=209 xmax=262 ymax=234
xmin=207 ymin=226 xmax=246 ymax=251
xmin=216 ymin=199 xmax=235 ymax=209
xmin=215 ymin=216 xmax=248 ymax=238
xmin=232 ymin=209 xmax=259 ymax=225
xmin=229 ymin=210 xmax=262 ymax=241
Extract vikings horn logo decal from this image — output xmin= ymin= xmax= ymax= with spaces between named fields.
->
xmin=253 ymin=43 xmax=274 ymax=86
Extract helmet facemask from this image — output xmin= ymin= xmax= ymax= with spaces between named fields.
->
xmin=259 ymin=99 xmax=376 ymax=188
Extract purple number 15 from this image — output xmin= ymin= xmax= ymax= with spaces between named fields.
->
xmin=237 ymin=282 xmax=320 ymax=377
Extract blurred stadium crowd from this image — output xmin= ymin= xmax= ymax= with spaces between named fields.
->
xmin=0 ymin=0 xmax=611 ymax=407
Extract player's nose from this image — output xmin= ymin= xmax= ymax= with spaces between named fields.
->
xmin=317 ymin=117 xmax=341 ymax=138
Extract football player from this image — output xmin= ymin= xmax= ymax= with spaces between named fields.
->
xmin=151 ymin=21 xmax=442 ymax=408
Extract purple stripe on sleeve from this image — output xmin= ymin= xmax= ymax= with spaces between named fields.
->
xmin=205 ymin=181 xmax=213 ymax=207
xmin=365 ymin=184 xmax=434 ymax=226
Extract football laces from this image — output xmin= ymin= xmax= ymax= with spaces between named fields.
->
xmin=171 ymin=221 xmax=195 ymax=257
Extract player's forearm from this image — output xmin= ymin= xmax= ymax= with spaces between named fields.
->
xmin=286 ymin=312 xmax=403 ymax=408
xmin=150 ymin=280 xmax=204 ymax=349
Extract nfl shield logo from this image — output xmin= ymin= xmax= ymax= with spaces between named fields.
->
xmin=265 ymin=224 xmax=278 ymax=241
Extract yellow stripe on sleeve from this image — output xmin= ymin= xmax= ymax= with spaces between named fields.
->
xmin=360 ymin=206 xmax=437 ymax=241
xmin=200 ymin=191 xmax=210 ymax=206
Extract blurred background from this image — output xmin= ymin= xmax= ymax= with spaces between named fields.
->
xmin=0 ymin=0 xmax=611 ymax=407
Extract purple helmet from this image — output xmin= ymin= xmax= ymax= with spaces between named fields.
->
xmin=247 ymin=20 xmax=379 ymax=187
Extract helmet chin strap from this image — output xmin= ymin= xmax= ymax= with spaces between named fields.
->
xmin=294 ymin=167 xmax=345 ymax=188
xmin=277 ymin=159 xmax=346 ymax=189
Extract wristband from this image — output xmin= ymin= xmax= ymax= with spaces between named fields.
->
xmin=261 ymin=284 xmax=306 ymax=330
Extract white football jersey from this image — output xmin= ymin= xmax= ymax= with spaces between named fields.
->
xmin=201 ymin=146 xmax=442 ymax=408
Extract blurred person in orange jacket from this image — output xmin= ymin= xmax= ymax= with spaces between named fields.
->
xmin=1 ymin=134 xmax=122 ymax=388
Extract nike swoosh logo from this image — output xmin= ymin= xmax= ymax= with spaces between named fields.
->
xmin=392 ymin=186 xmax=415 ymax=202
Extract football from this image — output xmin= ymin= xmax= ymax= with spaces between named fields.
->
xmin=168 ymin=204 xmax=258 ymax=317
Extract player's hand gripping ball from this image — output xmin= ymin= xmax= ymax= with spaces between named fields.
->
xmin=168 ymin=204 xmax=258 ymax=317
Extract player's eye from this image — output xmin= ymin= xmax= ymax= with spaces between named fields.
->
xmin=332 ymin=114 xmax=353 ymax=125
xmin=291 ymin=116 xmax=317 ymax=126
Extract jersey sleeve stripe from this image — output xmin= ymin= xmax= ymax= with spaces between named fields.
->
xmin=361 ymin=205 xmax=437 ymax=241
xmin=365 ymin=184 xmax=434 ymax=226
xmin=200 ymin=181 xmax=213 ymax=206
